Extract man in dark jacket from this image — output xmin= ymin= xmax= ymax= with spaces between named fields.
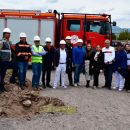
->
xmin=0 ymin=28 xmax=12 ymax=92
xmin=42 ymin=37 xmax=55 ymax=88
xmin=15 ymin=32 xmax=31 ymax=90
xmin=53 ymin=40 xmax=68 ymax=89
xmin=65 ymin=36 xmax=73 ymax=86
xmin=113 ymin=42 xmax=127 ymax=91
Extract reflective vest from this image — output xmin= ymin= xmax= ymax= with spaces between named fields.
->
xmin=0 ymin=38 xmax=12 ymax=61
xmin=31 ymin=45 xmax=43 ymax=63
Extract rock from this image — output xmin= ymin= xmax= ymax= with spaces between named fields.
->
xmin=22 ymin=100 xmax=32 ymax=107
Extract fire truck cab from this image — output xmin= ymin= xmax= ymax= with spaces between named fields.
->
xmin=60 ymin=13 xmax=115 ymax=48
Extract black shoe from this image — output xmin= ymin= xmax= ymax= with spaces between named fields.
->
xmin=42 ymin=83 xmax=46 ymax=88
xmin=1 ymin=87 xmax=8 ymax=92
xmin=86 ymin=81 xmax=90 ymax=88
xmin=102 ymin=85 xmax=106 ymax=88
xmin=46 ymin=84 xmax=52 ymax=88
xmin=70 ymin=84 xmax=74 ymax=86
xmin=20 ymin=86 xmax=25 ymax=90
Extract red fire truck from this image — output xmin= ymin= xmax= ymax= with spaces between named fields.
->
xmin=0 ymin=9 xmax=116 ymax=48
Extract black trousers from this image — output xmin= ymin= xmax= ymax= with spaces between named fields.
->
xmin=67 ymin=68 xmax=73 ymax=85
xmin=93 ymin=68 xmax=100 ymax=86
xmin=125 ymin=69 xmax=130 ymax=90
xmin=104 ymin=64 xmax=113 ymax=88
xmin=0 ymin=60 xmax=18 ymax=91
xmin=42 ymin=64 xmax=52 ymax=85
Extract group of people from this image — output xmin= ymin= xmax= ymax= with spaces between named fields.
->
xmin=0 ymin=27 xmax=130 ymax=93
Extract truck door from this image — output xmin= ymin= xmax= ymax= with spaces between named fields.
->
xmin=61 ymin=19 xmax=83 ymax=45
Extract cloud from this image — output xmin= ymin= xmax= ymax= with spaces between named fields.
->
xmin=46 ymin=0 xmax=59 ymax=3
xmin=0 ymin=0 xmax=129 ymax=28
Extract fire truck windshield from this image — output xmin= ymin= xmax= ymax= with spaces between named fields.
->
xmin=85 ymin=21 xmax=111 ymax=35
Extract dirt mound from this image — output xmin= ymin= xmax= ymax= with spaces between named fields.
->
xmin=0 ymin=88 xmax=65 ymax=119
xmin=0 ymin=71 xmax=76 ymax=119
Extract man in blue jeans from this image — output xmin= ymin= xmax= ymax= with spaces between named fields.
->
xmin=15 ymin=32 xmax=32 ymax=90
xmin=31 ymin=36 xmax=46 ymax=90
xmin=72 ymin=39 xmax=85 ymax=87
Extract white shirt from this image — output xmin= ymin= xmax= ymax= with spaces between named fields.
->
xmin=59 ymin=49 xmax=67 ymax=63
xmin=102 ymin=46 xmax=115 ymax=63
xmin=127 ymin=53 xmax=130 ymax=65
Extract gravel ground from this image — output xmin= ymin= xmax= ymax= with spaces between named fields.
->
xmin=0 ymin=70 xmax=130 ymax=130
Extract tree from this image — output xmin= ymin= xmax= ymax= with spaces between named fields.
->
xmin=118 ymin=30 xmax=130 ymax=40
xmin=112 ymin=33 xmax=116 ymax=40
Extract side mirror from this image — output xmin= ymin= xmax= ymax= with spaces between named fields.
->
xmin=112 ymin=21 xmax=117 ymax=26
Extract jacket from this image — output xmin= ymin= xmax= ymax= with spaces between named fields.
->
xmin=85 ymin=49 xmax=95 ymax=75
xmin=72 ymin=46 xmax=85 ymax=65
xmin=93 ymin=51 xmax=104 ymax=71
xmin=42 ymin=45 xmax=55 ymax=66
xmin=31 ymin=45 xmax=45 ymax=63
xmin=66 ymin=43 xmax=73 ymax=69
xmin=54 ymin=48 xmax=69 ymax=67
xmin=0 ymin=38 xmax=12 ymax=61
xmin=15 ymin=41 xmax=31 ymax=62
xmin=114 ymin=49 xmax=127 ymax=77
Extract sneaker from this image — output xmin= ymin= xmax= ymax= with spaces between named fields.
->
xmin=77 ymin=83 xmax=81 ymax=86
xmin=74 ymin=83 xmax=77 ymax=87
xmin=93 ymin=86 xmax=97 ymax=89
xmin=118 ymin=88 xmax=123 ymax=92
xmin=53 ymin=86 xmax=57 ymax=89
xmin=63 ymin=86 xmax=67 ymax=89
xmin=112 ymin=87 xmax=117 ymax=90
xmin=127 ymin=90 xmax=130 ymax=93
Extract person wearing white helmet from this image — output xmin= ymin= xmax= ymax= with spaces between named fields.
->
xmin=0 ymin=28 xmax=12 ymax=92
xmin=42 ymin=37 xmax=55 ymax=88
xmin=31 ymin=35 xmax=46 ymax=90
xmin=15 ymin=32 xmax=32 ymax=90
xmin=65 ymin=36 xmax=73 ymax=86
xmin=53 ymin=40 xmax=68 ymax=89
xmin=102 ymin=39 xmax=115 ymax=89
xmin=72 ymin=39 xmax=85 ymax=87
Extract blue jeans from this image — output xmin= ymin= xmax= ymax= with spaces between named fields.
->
xmin=18 ymin=62 xmax=28 ymax=87
xmin=74 ymin=64 xmax=83 ymax=84
xmin=32 ymin=63 xmax=42 ymax=88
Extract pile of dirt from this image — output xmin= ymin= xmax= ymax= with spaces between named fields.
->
xmin=0 ymin=88 xmax=65 ymax=119
xmin=0 ymin=71 xmax=76 ymax=119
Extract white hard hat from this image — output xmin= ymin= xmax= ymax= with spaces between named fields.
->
xmin=77 ymin=39 xmax=83 ymax=43
xmin=60 ymin=40 xmax=66 ymax=45
xmin=65 ymin=36 xmax=71 ymax=40
xmin=19 ymin=32 xmax=27 ymax=38
xmin=45 ymin=37 xmax=52 ymax=42
xmin=3 ymin=28 xmax=11 ymax=33
xmin=34 ymin=35 xmax=40 ymax=41
xmin=105 ymin=39 xmax=110 ymax=44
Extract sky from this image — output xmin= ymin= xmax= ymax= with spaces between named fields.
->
xmin=0 ymin=0 xmax=129 ymax=28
